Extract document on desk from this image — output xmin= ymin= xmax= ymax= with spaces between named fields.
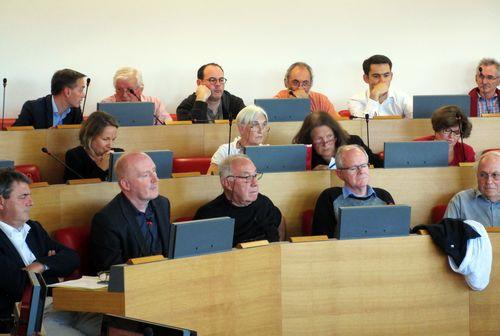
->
xmin=48 ymin=276 xmax=107 ymax=290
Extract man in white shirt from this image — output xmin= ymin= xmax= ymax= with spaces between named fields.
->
xmin=0 ymin=170 xmax=80 ymax=333
xmin=348 ymin=55 xmax=412 ymax=118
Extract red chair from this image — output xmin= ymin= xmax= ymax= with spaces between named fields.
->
xmin=53 ymin=226 xmax=91 ymax=278
xmin=338 ymin=109 xmax=351 ymax=118
xmin=174 ymin=216 xmax=193 ymax=223
xmin=305 ymin=145 xmax=312 ymax=170
xmin=169 ymin=113 xmax=177 ymax=121
xmin=301 ymin=209 xmax=314 ymax=236
xmin=1 ymin=118 xmax=16 ymax=130
xmin=483 ymin=148 xmax=500 ymax=154
xmin=172 ymin=157 xmax=211 ymax=175
xmin=431 ymin=204 xmax=447 ymax=223
xmin=14 ymin=165 xmax=42 ymax=183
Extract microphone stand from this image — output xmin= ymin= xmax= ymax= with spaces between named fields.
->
xmin=349 ymin=114 xmax=371 ymax=149
xmin=41 ymin=147 xmax=84 ymax=179
xmin=2 ymin=78 xmax=6 ymax=131
xmin=456 ymin=114 xmax=466 ymax=162
xmin=227 ymin=113 xmax=233 ymax=156
xmin=81 ymin=78 xmax=91 ymax=114
xmin=127 ymin=88 xmax=165 ymax=125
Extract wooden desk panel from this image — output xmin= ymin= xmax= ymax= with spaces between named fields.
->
xmin=281 ymin=236 xmax=469 ymax=335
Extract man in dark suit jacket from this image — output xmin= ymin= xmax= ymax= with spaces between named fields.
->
xmin=89 ymin=152 xmax=171 ymax=274
xmin=13 ymin=69 xmax=86 ymax=129
xmin=0 ymin=170 xmax=79 ymax=331
xmin=176 ymin=63 xmax=245 ymax=123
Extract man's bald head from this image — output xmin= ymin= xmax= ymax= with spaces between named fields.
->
xmin=115 ymin=152 xmax=151 ymax=181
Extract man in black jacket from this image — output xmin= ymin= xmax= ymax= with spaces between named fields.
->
xmin=0 ymin=170 xmax=79 ymax=332
xmin=89 ymin=152 xmax=171 ymax=274
xmin=176 ymin=63 xmax=245 ymax=123
xmin=13 ymin=69 xmax=86 ymax=129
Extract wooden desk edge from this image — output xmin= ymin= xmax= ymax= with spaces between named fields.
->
xmin=52 ymin=287 xmax=125 ymax=315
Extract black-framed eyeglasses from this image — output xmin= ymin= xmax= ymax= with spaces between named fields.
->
xmin=291 ymin=79 xmax=311 ymax=88
xmin=226 ymin=172 xmax=263 ymax=183
xmin=338 ymin=163 xmax=369 ymax=173
xmin=97 ymin=271 xmax=110 ymax=283
xmin=206 ymin=77 xmax=227 ymax=85
xmin=440 ymin=128 xmax=461 ymax=136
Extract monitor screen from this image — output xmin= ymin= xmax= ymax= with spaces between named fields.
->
xmin=254 ymin=98 xmax=310 ymax=122
xmin=101 ymin=314 xmax=197 ymax=335
xmin=97 ymin=102 xmax=155 ymax=126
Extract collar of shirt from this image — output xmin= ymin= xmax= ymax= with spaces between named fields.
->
xmin=475 ymin=189 xmax=500 ymax=204
xmin=342 ymin=185 xmax=376 ymax=200
xmin=478 ymin=91 xmax=498 ymax=100
xmin=328 ymin=157 xmax=337 ymax=169
xmin=51 ymin=95 xmax=71 ymax=126
xmin=0 ymin=220 xmax=30 ymax=241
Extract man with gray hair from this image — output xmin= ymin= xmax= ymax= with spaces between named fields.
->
xmin=469 ymin=58 xmax=500 ymax=117
xmin=101 ymin=66 xmax=172 ymax=124
xmin=312 ymin=144 xmax=395 ymax=237
xmin=274 ymin=62 xmax=340 ymax=119
xmin=444 ymin=151 xmax=500 ymax=226
xmin=194 ymin=154 xmax=284 ymax=246
xmin=89 ymin=152 xmax=171 ymax=273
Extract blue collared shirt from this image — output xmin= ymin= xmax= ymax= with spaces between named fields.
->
xmin=342 ymin=185 xmax=377 ymax=199
xmin=51 ymin=96 xmax=71 ymax=127
xmin=477 ymin=93 xmax=500 ymax=116
xmin=444 ymin=189 xmax=500 ymax=227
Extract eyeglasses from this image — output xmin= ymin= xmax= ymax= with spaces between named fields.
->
xmin=291 ymin=79 xmax=311 ymax=88
xmin=478 ymin=172 xmax=500 ymax=181
xmin=477 ymin=73 xmax=498 ymax=81
xmin=250 ymin=122 xmax=270 ymax=133
xmin=338 ymin=163 xmax=369 ymax=173
xmin=227 ymin=172 xmax=263 ymax=183
xmin=205 ymin=77 xmax=227 ymax=85
xmin=440 ymin=128 xmax=461 ymax=136
xmin=312 ymin=134 xmax=335 ymax=145
xmin=97 ymin=271 xmax=110 ymax=283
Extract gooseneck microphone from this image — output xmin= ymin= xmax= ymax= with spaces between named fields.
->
xmin=127 ymin=88 xmax=165 ymax=125
xmin=2 ymin=78 xmax=7 ymax=131
xmin=227 ymin=111 xmax=233 ymax=156
xmin=82 ymin=78 xmax=91 ymax=114
xmin=456 ymin=113 xmax=466 ymax=162
xmin=349 ymin=113 xmax=371 ymax=148
xmin=41 ymin=147 xmax=84 ymax=179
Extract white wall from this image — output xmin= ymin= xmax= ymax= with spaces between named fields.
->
xmin=1 ymin=0 xmax=499 ymax=118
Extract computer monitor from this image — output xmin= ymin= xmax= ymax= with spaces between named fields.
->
xmin=101 ymin=314 xmax=197 ymax=335
xmin=254 ymin=98 xmax=310 ymax=122
xmin=15 ymin=272 xmax=47 ymax=336
xmin=413 ymin=95 xmax=470 ymax=119
xmin=0 ymin=160 xmax=14 ymax=169
xmin=168 ymin=217 xmax=234 ymax=259
xmin=383 ymin=141 xmax=449 ymax=168
xmin=244 ymin=145 xmax=307 ymax=173
xmin=108 ymin=150 xmax=173 ymax=181
xmin=337 ymin=205 xmax=411 ymax=240
xmin=97 ymin=102 xmax=155 ymax=126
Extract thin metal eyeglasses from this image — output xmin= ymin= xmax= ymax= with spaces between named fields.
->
xmin=250 ymin=122 xmax=270 ymax=133
xmin=206 ymin=77 xmax=227 ymax=85
xmin=226 ymin=172 xmax=263 ymax=183
xmin=478 ymin=172 xmax=500 ymax=181
xmin=312 ymin=134 xmax=335 ymax=145
xmin=477 ymin=74 xmax=498 ymax=81
xmin=291 ymin=79 xmax=311 ymax=88
xmin=338 ymin=163 xmax=369 ymax=173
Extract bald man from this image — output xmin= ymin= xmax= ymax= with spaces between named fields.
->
xmin=444 ymin=151 xmax=500 ymax=226
xmin=89 ymin=152 xmax=171 ymax=273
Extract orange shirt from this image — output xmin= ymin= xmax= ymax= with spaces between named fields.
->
xmin=274 ymin=90 xmax=339 ymax=119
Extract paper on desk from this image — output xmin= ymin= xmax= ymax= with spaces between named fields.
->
xmin=48 ymin=276 xmax=107 ymax=290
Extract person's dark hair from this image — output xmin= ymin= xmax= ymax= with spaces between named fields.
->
xmin=51 ymin=68 xmax=86 ymax=95
xmin=292 ymin=111 xmax=350 ymax=148
xmin=362 ymin=55 xmax=392 ymax=75
xmin=284 ymin=62 xmax=314 ymax=84
xmin=431 ymin=105 xmax=472 ymax=138
xmin=197 ymin=63 xmax=224 ymax=80
xmin=79 ymin=111 xmax=119 ymax=150
xmin=0 ymin=169 xmax=32 ymax=199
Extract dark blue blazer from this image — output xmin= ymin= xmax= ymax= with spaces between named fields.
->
xmin=0 ymin=220 xmax=80 ymax=318
xmin=89 ymin=193 xmax=171 ymax=274
xmin=13 ymin=94 xmax=83 ymax=129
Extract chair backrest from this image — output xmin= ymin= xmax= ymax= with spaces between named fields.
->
xmin=15 ymin=165 xmax=42 ymax=183
xmin=338 ymin=109 xmax=351 ymax=118
xmin=431 ymin=204 xmax=447 ymax=224
xmin=305 ymin=145 xmax=312 ymax=171
xmin=301 ymin=209 xmax=314 ymax=236
xmin=53 ymin=226 xmax=91 ymax=277
xmin=172 ymin=157 xmax=211 ymax=175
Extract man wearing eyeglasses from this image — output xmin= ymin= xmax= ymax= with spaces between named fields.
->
xmin=274 ymin=62 xmax=340 ymax=119
xmin=444 ymin=151 xmax=500 ymax=227
xmin=194 ymin=154 xmax=284 ymax=246
xmin=312 ymin=145 xmax=395 ymax=237
xmin=348 ymin=55 xmax=412 ymax=119
xmin=89 ymin=152 xmax=172 ymax=274
xmin=176 ymin=63 xmax=245 ymax=123
xmin=469 ymin=58 xmax=500 ymax=117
